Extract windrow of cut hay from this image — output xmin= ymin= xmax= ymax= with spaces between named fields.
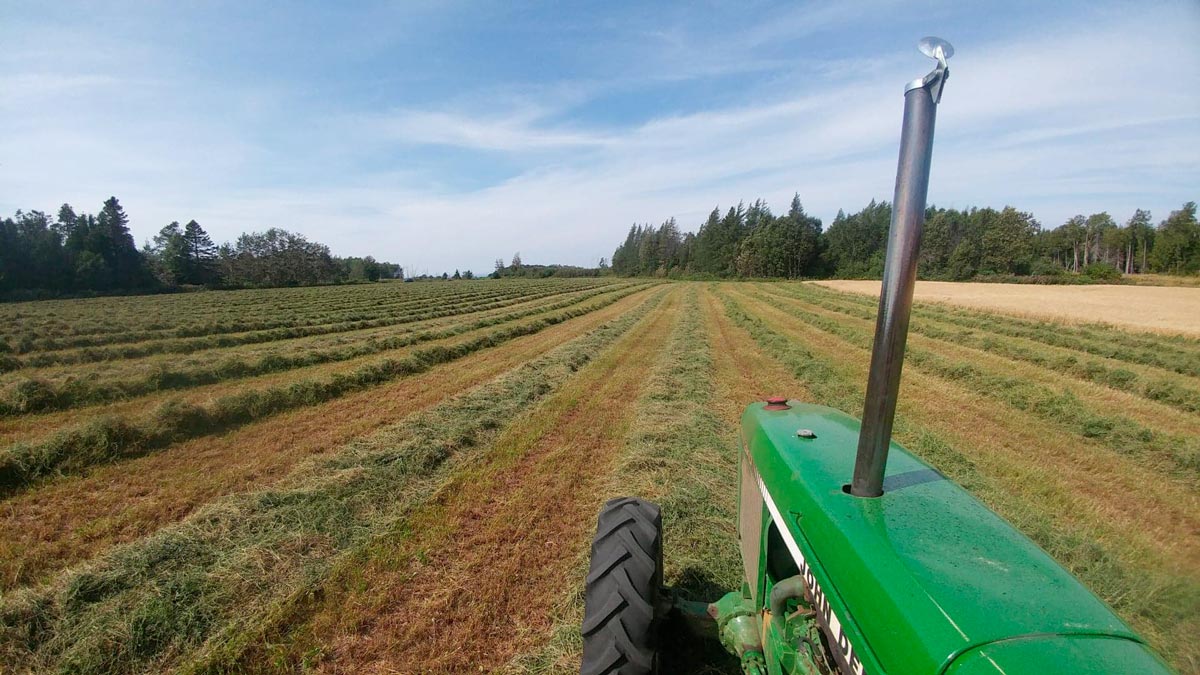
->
xmin=224 ymin=289 xmax=684 ymax=673
xmin=732 ymin=287 xmax=1200 ymax=540
xmin=0 ymin=285 xmax=662 ymax=593
xmin=0 ymin=284 xmax=654 ymax=495
xmin=0 ymin=285 xmax=648 ymax=449
xmin=506 ymin=287 xmax=744 ymax=674
xmin=0 ymin=276 xmax=552 ymax=333
xmin=814 ymin=280 xmax=1200 ymax=337
xmin=805 ymin=284 xmax=1200 ymax=375
xmin=0 ymin=280 xmax=535 ymax=349
xmin=0 ymin=289 xmax=667 ymax=674
xmin=718 ymin=287 xmax=1198 ymax=672
xmin=797 ymin=285 xmax=1200 ymax=414
xmin=0 ymin=285 xmax=652 ymax=449
xmin=45 ymin=281 xmax=624 ymax=373
xmin=753 ymin=285 xmax=1200 ymax=478
xmin=1 ymin=280 xmax=608 ymax=370
xmin=2 ymin=280 xmax=618 ymax=365
xmin=1 ymin=280 xmax=1193 ymax=673
xmin=0 ymin=283 xmax=644 ymax=415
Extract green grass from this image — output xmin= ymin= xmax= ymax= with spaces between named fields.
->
xmin=5 ymin=280 xmax=622 ymax=367
xmin=717 ymin=288 xmax=1199 ymax=671
xmin=2 ymin=279 xmax=1194 ymax=673
xmin=801 ymin=283 xmax=1200 ymax=376
xmin=0 ymin=279 xmax=623 ymax=358
xmin=0 ymin=285 xmax=650 ymax=495
xmin=0 ymin=289 xmax=667 ymax=674
xmin=751 ymin=285 xmax=1200 ymax=481
xmin=782 ymin=285 xmax=1200 ymax=414
xmin=0 ymin=283 xmax=644 ymax=414
xmin=2 ymin=282 xmax=512 ymax=348
xmin=505 ymin=288 xmax=741 ymax=675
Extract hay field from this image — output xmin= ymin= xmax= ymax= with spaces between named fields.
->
xmin=816 ymin=279 xmax=1200 ymax=336
xmin=0 ymin=280 xmax=1196 ymax=673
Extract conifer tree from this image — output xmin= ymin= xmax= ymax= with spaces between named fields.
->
xmin=181 ymin=220 xmax=217 ymax=284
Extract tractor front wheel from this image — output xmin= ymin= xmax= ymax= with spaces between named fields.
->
xmin=580 ymin=497 xmax=664 ymax=675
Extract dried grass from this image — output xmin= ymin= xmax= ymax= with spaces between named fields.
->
xmin=815 ymin=279 xmax=1200 ymax=336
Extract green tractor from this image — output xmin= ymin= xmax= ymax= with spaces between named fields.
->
xmin=579 ymin=38 xmax=1174 ymax=675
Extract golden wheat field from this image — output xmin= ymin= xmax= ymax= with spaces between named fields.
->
xmin=817 ymin=279 xmax=1200 ymax=336
xmin=0 ymin=279 xmax=1197 ymax=673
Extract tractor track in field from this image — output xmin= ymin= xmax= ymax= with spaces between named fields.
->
xmin=243 ymin=288 xmax=685 ymax=673
xmin=0 ymin=287 xmax=661 ymax=592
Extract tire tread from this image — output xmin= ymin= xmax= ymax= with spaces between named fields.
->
xmin=580 ymin=497 xmax=662 ymax=675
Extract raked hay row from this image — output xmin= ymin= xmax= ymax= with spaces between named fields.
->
xmin=0 ymin=279 xmax=1197 ymax=673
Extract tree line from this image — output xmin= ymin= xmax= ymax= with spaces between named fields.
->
xmin=611 ymin=194 xmax=1199 ymax=280
xmin=0 ymin=197 xmax=402 ymax=298
xmin=489 ymin=252 xmax=604 ymax=279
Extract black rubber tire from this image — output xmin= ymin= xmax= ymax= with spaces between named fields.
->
xmin=580 ymin=497 xmax=663 ymax=675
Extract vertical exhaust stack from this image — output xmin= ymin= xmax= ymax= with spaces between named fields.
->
xmin=850 ymin=38 xmax=953 ymax=498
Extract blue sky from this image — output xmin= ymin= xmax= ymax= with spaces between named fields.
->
xmin=2 ymin=1 xmax=1198 ymax=275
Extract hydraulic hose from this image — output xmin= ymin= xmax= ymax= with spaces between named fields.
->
xmin=769 ymin=575 xmax=809 ymax=634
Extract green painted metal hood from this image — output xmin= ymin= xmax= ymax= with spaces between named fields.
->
xmin=741 ymin=402 xmax=1172 ymax=675
xmin=944 ymin=635 xmax=1170 ymax=674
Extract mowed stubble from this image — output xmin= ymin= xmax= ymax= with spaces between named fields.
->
xmin=0 ymin=279 xmax=1196 ymax=673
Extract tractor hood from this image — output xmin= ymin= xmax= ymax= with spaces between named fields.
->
xmin=741 ymin=401 xmax=1172 ymax=675
xmin=943 ymin=634 xmax=1169 ymax=674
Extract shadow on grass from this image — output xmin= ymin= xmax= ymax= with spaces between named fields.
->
xmin=659 ymin=565 xmax=741 ymax=675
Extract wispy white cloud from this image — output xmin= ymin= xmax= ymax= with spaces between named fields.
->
xmin=0 ymin=73 xmax=126 ymax=106
xmin=366 ymin=109 xmax=615 ymax=152
xmin=343 ymin=2 xmax=1197 ymax=268
xmin=0 ymin=1 xmax=1196 ymax=274
xmin=738 ymin=0 xmax=901 ymax=48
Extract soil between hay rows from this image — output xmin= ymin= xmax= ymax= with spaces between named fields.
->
xmin=1 ymin=279 xmax=1195 ymax=674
